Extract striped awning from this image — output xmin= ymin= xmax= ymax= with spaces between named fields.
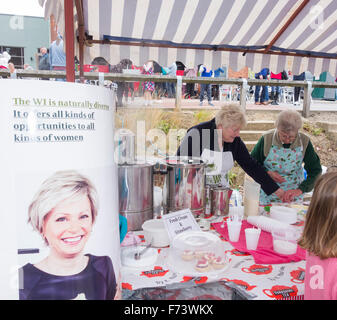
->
xmin=41 ymin=0 xmax=337 ymax=77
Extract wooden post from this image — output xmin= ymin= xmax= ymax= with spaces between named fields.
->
xmin=64 ymin=0 xmax=75 ymax=82
xmin=302 ymin=81 xmax=312 ymax=118
xmin=175 ymin=76 xmax=182 ymax=112
xmin=240 ymin=78 xmax=248 ymax=112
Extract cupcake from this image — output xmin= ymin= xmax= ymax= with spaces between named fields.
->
xmin=181 ymin=250 xmax=195 ymax=261
xmin=194 ymin=250 xmax=206 ymax=259
xmin=203 ymin=252 xmax=216 ymax=263
xmin=212 ymin=256 xmax=226 ymax=270
xmin=195 ymin=258 xmax=211 ymax=272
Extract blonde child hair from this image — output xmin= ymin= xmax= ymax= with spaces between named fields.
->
xmin=298 ymin=172 xmax=337 ymax=259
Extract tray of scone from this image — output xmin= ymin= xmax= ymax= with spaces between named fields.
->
xmin=166 ymin=231 xmax=231 ymax=276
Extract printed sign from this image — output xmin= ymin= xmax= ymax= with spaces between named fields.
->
xmin=0 ymin=79 xmax=120 ymax=300
xmin=162 ymin=209 xmax=201 ymax=241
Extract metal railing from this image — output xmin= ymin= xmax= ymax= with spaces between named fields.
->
xmin=1 ymin=69 xmax=337 ymax=117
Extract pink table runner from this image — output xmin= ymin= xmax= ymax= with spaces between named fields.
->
xmin=212 ymin=220 xmax=306 ymax=264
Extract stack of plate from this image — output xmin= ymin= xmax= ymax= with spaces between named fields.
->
xmin=270 ymin=206 xmax=297 ymax=225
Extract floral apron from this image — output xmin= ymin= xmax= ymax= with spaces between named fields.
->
xmin=260 ymin=131 xmax=304 ymax=205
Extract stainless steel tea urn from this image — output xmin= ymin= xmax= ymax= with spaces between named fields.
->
xmin=161 ymin=157 xmax=206 ymax=216
xmin=118 ymin=161 xmax=154 ymax=231
xmin=211 ymin=186 xmax=233 ymax=216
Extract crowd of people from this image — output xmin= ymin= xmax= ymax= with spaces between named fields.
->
xmin=1 ymin=46 xmax=336 ymax=108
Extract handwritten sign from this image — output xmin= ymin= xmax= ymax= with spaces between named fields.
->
xmin=162 ymin=209 xmax=201 ymax=241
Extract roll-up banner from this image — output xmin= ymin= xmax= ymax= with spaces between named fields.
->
xmin=0 ymin=79 xmax=120 ymax=300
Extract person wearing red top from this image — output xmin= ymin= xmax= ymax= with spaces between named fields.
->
xmin=299 ymin=172 xmax=337 ymax=300
xmin=270 ymin=70 xmax=288 ymax=105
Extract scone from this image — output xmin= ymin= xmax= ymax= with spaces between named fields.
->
xmin=181 ymin=250 xmax=195 ymax=261
xmin=195 ymin=258 xmax=211 ymax=272
xmin=203 ymin=252 xmax=216 ymax=263
xmin=212 ymin=256 xmax=226 ymax=270
xmin=194 ymin=250 xmax=206 ymax=259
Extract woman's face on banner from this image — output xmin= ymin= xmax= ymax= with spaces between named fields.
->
xmin=43 ymin=194 xmax=93 ymax=258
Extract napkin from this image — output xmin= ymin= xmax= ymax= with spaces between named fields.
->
xmin=212 ymin=220 xmax=306 ymax=264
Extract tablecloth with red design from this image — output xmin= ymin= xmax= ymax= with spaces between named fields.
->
xmin=121 ymin=204 xmax=308 ymax=300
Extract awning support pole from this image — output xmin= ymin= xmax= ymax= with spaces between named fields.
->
xmin=64 ymin=0 xmax=75 ymax=82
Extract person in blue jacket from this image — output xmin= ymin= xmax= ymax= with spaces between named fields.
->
xmin=255 ymin=68 xmax=270 ymax=105
xmin=199 ymin=64 xmax=214 ymax=106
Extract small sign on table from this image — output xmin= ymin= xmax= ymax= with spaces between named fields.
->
xmin=161 ymin=209 xmax=201 ymax=242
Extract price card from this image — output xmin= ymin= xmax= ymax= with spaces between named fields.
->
xmin=161 ymin=209 xmax=201 ymax=242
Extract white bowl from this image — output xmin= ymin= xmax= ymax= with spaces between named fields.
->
xmin=142 ymin=219 xmax=170 ymax=247
xmin=272 ymin=228 xmax=301 ymax=255
xmin=270 ymin=206 xmax=297 ymax=224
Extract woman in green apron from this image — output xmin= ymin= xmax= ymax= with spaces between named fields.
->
xmin=251 ymin=109 xmax=322 ymax=205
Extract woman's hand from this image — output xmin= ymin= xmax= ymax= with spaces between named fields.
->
xmin=283 ymin=189 xmax=303 ymax=203
xmin=274 ymin=188 xmax=285 ymax=201
xmin=267 ymin=171 xmax=286 ymax=183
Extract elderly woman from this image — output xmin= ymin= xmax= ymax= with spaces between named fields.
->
xmin=177 ymin=104 xmax=284 ymax=200
xmin=19 ymin=170 xmax=118 ymax=300
xmin=251 ymin=109 xmax=322 ymax=205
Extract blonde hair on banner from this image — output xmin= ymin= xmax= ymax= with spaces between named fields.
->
xmin=28 ymin=170 xmax=99 ymax=238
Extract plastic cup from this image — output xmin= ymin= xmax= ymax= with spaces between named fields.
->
xmin=245 ymin=228 xmax=261 ymax=250
xmin=227 ymin=220 xmax=242 ymax=242
xmin=229 ymin=206 xmax=244 ymax=223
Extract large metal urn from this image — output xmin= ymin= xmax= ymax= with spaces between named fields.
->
xmin=118 ymin=161 xmax=154 ymax=231
xmin=116 ymin=129 xmax=154 ymax=231
xmin=161 ymin=157 xmax=207 ymax=217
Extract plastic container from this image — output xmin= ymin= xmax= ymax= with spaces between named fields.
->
xmin=167 ymin=231 xmax=228 ymax=275
xmin=270 ymin=206 xmax=297 ymax=224
xmin=243 ymin=175 xmax=261 ymax=217
xmin=272 ymin=228 xmax=301 ymax=255
xmin=142 ymin=219 xmax=170 ymax=247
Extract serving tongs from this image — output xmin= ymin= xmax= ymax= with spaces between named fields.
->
xmin=134 ymin=240 xmax=152 ymax=260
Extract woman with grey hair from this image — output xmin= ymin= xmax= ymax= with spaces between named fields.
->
xmin=177 ymin=104 xmax=284 ymax=200
xmin=251 ymin=109 xmax=322 ymax=204
xmin=19 ymin=170 xmax=118 ymax=300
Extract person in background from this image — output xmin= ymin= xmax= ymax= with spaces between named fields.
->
xmin=177 ymin=104 xmax=284 ymax=201
xmin=270 ymin=70 xmax=288 ymax=105
xmin=298 ymin=172 xmax=337 ymax=300
xmin=8 ymin=62 xmax=17 ymax=79
xmin=49 ymin=33 xmax=66 ymax=81
xmin=213 ymin=67 xmax=225 ymax=100
xmin=110 ymin=58 xmax=133 ymax=107
xmin=184 ymin=67 xmax=197 ymax=99
xmin=254 ymin=67 xmax=270 ymax=105
xmin=166 ymin=62 xmax=177 ymax=98
xmin=142 ymin=60 xmax=155 ymax=106
xmin=199 ymin=64 xmax=214 ymax=106
xmin=251 ymin=109 xmax=322 ymax=205
xmin=38 ymin=47 xmax=50 ymax=80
